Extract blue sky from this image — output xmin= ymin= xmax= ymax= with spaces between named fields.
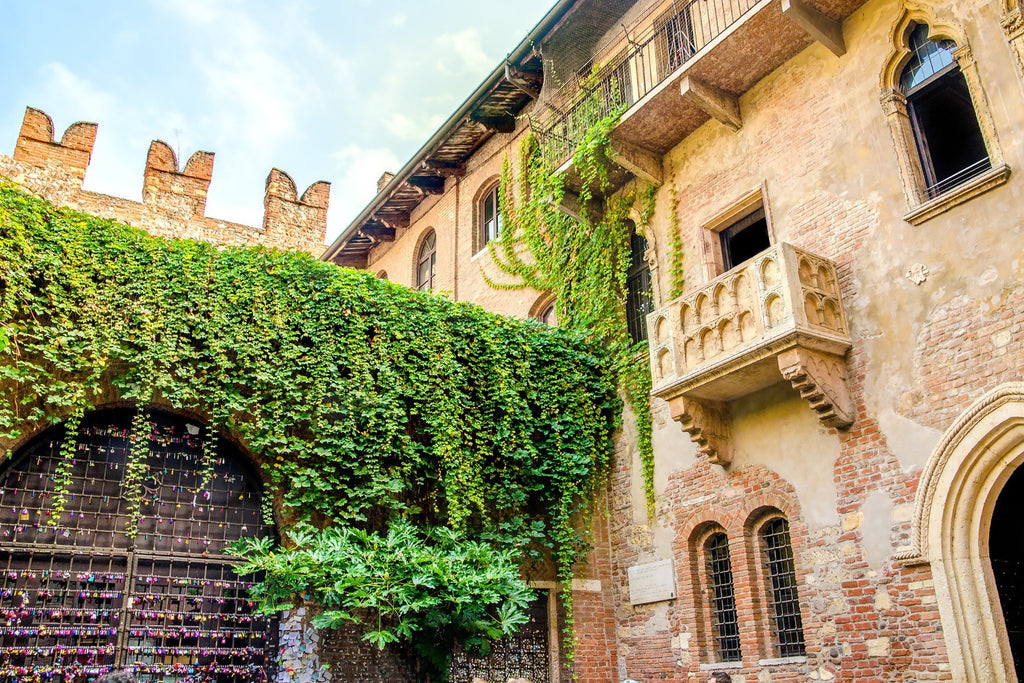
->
xmin=0 ymin=0 xmax=554 ymax=241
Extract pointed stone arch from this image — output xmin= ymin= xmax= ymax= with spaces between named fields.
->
xmin=900 ymin=383 xmax=1024 ymax=683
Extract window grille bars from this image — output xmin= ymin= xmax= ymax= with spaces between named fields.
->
xmin=705 ymin=532 xmax=742 ymax=662
xmin=760 ymin=518 xmax=805 ymax=658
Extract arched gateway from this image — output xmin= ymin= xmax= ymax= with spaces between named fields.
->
xmin=0 ymin=408 xmax=276 ymax=682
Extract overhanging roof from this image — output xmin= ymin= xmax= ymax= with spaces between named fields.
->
xmin=321 ymin=0 xmax=578 ymax=266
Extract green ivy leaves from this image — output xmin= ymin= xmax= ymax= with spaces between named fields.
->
xmin=0 ymin=182 xmax=618 ymax=680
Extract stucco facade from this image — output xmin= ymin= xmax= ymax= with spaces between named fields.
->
xmin=328 ymin=0 xmax=1024 ymax=679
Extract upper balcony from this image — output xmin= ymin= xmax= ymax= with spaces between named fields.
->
xmin=646 ymin=243 xmax=854 ymax=464
xmin=534 ymin=0 xmax=858 ymax=193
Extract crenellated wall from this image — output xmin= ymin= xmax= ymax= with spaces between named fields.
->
xmin=1 ymin=107 xmax=329 ymax=254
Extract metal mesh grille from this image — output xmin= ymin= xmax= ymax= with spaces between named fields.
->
xmin=760 ymin=518 xmax=805 ymax=658
xmin=705 ymin=532 xmax=741 ymax=662
xmin=0 ymin=409 xmax=277 ymax=682
xmin=449 ymin=590 xmax=550 ymax=682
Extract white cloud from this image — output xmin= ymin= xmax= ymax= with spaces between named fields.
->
xmin=390 ymin=11 xmax=407 ymax=26
xmin=35 ymin=63 xmax=118 ymax=123
xmin=434 ymin=29 xmax=492 ymax=76
xmin=327 ymin=144 xmax=403 ymax=240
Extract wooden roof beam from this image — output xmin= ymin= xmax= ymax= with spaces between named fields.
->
xmin=470 ymin=111 xmax=516 ymax=134
xmin=361 ymin=222 xmax=396 ymax=242
xmin=421 ymin=159 xmax=465 ymax=177
xmin=375 ymin=212 xmax=411 ymax=229
xmin=407 ymin=175 xmax=446 ymax=195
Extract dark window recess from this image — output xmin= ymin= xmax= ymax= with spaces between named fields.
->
xmin=626 ymin=230 xmax=653 ymax=344
xmin=417 ymin=231 xmax=437 ymax=291
xmin=761 ymin=518 xmax=806 ymax=658
xmin=706 ymin=532 xmax=742 ymax=663
xmin=990 ymin=465 xmax=1024 ymax=676
xmin=654 ymin=8 xmax=695 ymax=74
xmin=901 ymin=23 xmax=990 ymax=198
xmin=720 ymin=207 xmax=771 ymax=271
xmin=482 ymin=184 xmax=502 ymax=247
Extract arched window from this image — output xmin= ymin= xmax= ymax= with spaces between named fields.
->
xmin=625 ymin=227 xmax=652 ymax=344
xmin=899 ymin=23 xmax=990 ymax=198
xmin=880 ymin=13 xmax=1008 ymax=223
xmin=759 ymin=517 xmax=805 ymax=658
xmin=705 ymin=532 xmax=741 ymax=663
xmin=417 ymin=231 xmax=437 ymax=291
xmin=0 ymin=408 xmax=276 ymax=681
xmin=538 ymin=302 xmax=557 ymax=326
xmin=480 ymin=183 xmax=502 ymax=249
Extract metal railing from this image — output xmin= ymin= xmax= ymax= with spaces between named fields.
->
xmin=533 ymin=0 xmax=760 ymax=167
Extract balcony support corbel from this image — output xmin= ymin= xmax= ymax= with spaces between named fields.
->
xmin=777 ymin=347 xmax=855 ymax=428
xmin=781 ymin=0 xmax=846 ymax=57
xmin=668 ymin=396 xmax=733 ymax=466
xmin=609 ymin=136 xmax=663 ymax=187
xmin=680 ymin=76 xmax=742 ymax=131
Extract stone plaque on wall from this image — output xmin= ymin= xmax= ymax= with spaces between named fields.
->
xmin=628 ymin=559 xmax=676 ymax=605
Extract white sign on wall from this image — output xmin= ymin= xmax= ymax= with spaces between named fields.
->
xmin=627 ymin=559 xmax=676 ymax=605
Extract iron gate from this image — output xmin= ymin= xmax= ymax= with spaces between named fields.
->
xmin=0 ymin=409 xmax=276 ymax=682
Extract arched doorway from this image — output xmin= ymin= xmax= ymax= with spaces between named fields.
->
xmin=905 ymin=383 xmax=1024 ymax=683
xmin=0 ymin=408 xmax=276 ymax=682
xmin=991 ymin=466 xmax=1024 ymax=676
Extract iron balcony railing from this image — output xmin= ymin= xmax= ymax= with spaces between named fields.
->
xmin=533 ymin=0 xmax=760 ymax=168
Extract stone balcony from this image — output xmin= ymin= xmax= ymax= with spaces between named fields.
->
xmin=536 ymin=0 xmax=865 ymax=197
xmin=646 ymin=242 xmax=854 ymax=465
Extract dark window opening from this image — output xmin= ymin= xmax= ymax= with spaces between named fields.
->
xmin=417 ymin=231 xmax=437 ymax=291
xmin=720 ymin=207 xmax=770 ymax=271
xmin=990 ymin=465 xmax=1024 ymax=675
xmin=481 ymin=184 xmax=502 ymax=248
xmin=655 ymin=8 xmax=695 ymax=75
xmin=760 ymin=518 xmax=806 ymax=658
xmin=705 ymin=532 xmax=742 ymax=662
xmin=901 ymin=23 xmax=990 ymax=198
xmin=626 ymin=229 xmax=652 ymax=345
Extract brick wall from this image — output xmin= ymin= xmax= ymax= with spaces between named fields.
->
xmin=1 ymin=107 xmax=328 ymax=254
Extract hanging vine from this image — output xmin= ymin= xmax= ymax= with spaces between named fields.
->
xmin=0 ymin=181 xmax=618 ymax=680
xmin=667 ymin=185 xmax=685 ymax=300
xmin=487 ymin=104 xmax=660 ymax=534
xmin=123 ymin=408 xmax=150 ymax=538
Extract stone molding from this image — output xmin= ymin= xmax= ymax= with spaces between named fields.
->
xmin=898 ymin=382 xmax=1024 ymax=683
xmin=668 ymin=396 xmax=733 ymax=465
xmin=777 ymin=347 xmax=855 ymax=428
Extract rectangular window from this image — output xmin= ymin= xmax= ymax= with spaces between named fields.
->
xmin=706 ymin=532 xmax=742 ymax=662
xmin=719 ymin=207 xmax=770 ymax=271
xmin=702 ymin=188 xmax=773 ymax=278
xmin=761 ymin=518 xmax=806 ymax=658
xmin=626 ymin=230 xmax=652 ymax=344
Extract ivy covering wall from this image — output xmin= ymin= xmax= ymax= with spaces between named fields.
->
xmin=0 ymin=182 xmax=619 ymax=679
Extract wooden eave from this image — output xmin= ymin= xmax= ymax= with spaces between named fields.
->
xmin=326 ymin=62 xmax=542 ymax=266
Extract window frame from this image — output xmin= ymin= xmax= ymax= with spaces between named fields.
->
xmin=625 ymin=226 xmax=653 ymax=345
xmin=701 ymin=187 xmax=774 ymax=281
xmin=702 ymin=530 xmax=743 ymax=664
xmin=479 ymin=182 xmax=503 ymax=252
xmin=756 ymin=517 xmax=806 ymax=660
xmin=879 ymin=13 xmax=1009 ymax=224
xmin=416 ymin=230 xmax=437 ymax=291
